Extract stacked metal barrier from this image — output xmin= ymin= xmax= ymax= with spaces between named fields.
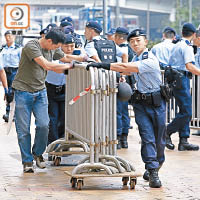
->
xmin=64 ymin=63 xmax=135 ymax=175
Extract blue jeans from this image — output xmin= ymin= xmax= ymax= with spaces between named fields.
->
xmin=117 ymin=99 xmax=130 ymax=136
xmin=15 ymin=89 xmax=49 ymax=164
xmin=133 ymin=99 xmax=166 ymax=169
xmin=167 ymin=75 xmax=192 ymax=138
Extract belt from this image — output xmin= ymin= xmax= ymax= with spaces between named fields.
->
xmin=4 ymin=67 xmax=18 ymax=73
xmin=45 ymin=82 xmax=65 ymax=93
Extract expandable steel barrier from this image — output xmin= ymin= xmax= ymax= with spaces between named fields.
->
xmin=162 ymin=72 xmax=200 ymax=130
xmin=64 ymin=62 xmax=135 ymax=175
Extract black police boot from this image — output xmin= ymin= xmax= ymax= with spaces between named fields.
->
xmin=117 ymin=136 xmax=122 ymax=149
xmin=166 ymin=133 xmax=175 ymax=150
xmin=143 ymin=163 xmax=163 ymax=181
xmin=178 ymin=137 xmax=199 ymax=151
xmin=149 ymin=169 xmax=162 ymax=188
xmin=3 ymin=111 xmax=9 ymax=123
xmin=121 ymin=134 xmax=128 ymax=148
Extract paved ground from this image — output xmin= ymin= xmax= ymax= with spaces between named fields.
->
xmin=0 ymin=88 xmax=200 ymax=200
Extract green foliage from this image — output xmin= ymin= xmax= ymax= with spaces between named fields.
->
xmin=147 ymin=40 xmax=160 ymax=50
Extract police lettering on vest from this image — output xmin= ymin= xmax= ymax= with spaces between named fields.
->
xmin=93 ymin=39 xmax=117 ymax=63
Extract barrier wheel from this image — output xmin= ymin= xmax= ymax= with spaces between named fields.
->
xmin=70 ymin=178 xmax=77 ymax=188
xmin=122 ymin=177 xmax=129 ymax=186
xmin=130 ymin=178 xmax=137 ymax=190
xmin=77 ymin=180 xmax=83 ymax=190
xmin=54 ymin=157 xmax=61 ymax=166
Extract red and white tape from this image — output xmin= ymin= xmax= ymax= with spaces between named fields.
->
xmin=69 ymin=85 xmax=91 ymax=105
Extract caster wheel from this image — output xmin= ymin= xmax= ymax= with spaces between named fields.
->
xmin=54 ymin=157 xmax=61 ymax=166
xmin=122 ymin=177 xmax=129 ymax=186
xmin=130 ymin=178 xmax=137 ymax=189
xmin=77 ymin=180 xmax=83 ymax=190
xmin=70 ymin=178 xmax=77 ymax=188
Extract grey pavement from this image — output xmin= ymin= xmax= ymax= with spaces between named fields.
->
xmin=0 ymin=88 xmax=200 ymax=200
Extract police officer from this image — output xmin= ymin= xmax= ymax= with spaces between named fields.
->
xmin=87 ymin=29 xmax=166 ymax=188
xmin=0 ymin=30 xmax=22 ymax=122
xmin=46 ymin=34 xmax=86 ymax=147
xmin=84 ymin=21 xmax=128 ymax=63
xmin=114 ymin=27 xmax=130 ymax=149
xmin=166 ymin=23 xmax=200 ymax=151
xmin=151 ymin=27 xmax=176 ymax=69
xmin=105 ymin=28 xmax=116 ymax=41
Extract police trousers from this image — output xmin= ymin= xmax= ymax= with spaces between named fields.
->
xmin=117 ymin=99 xmax=130 ymax=136
xmin=167 ymin=75 xmax=192 ymax=138
xmin=133 ymin=99 xmax=166 ymax=169
xmin=46 ymin=82 xmax=65 ymax=145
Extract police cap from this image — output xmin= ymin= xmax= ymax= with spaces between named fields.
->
xmin=4 ymin=30 xmax=14 ymax=36
xmin=61 ymin=16 xmax=73 ymax=23
xmin=105 ymin=28 xmax=116 ymax=35
xmin=116 ymin=27 xmax=129 ymax=35
xmin=60 ymin=21 xmax=73 ymax=28
xmin=39 ymin=28 xmax=49 ymax=35
xmin=86 ymin=21 xmax=102 ymax=33
xmin=163 ymin=26 xmax=176 ymax=35
xmin=64 ymin=26 xmax=74 ymax=34
xmin=182 ymin=23 xmax=196 ymax=33
xmin=46 ymin=23 xmax=57 ymax=30
xmin=127 ymin=29 xmax=146 ymax=41
xmin=64 ymin=34 xmax=75 ymax=44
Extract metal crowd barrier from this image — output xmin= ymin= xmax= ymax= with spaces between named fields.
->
xmin=161 ymin=71 xmax=200 ymax=130
xmin=53 ymin=62 xmax=140 ymax=190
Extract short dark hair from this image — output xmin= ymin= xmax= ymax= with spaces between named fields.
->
xmin=182 ymin=30 xmax=194 ymax=37
xmin=45 ymin=28 xmax=65 ymax=44
xmin=164 ymin=32 xmax=175 ymax=39
xmin=115 ymin=33 xmax=128 ymax=40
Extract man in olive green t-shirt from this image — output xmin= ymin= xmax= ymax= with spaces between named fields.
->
xmin=12 ymin=28 xmax=72 ymax=173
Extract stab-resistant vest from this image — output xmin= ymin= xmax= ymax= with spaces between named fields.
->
xmin=93 ymin=39 xmax=117 ymax=63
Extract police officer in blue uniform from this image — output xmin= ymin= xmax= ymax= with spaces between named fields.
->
xmin=166 ymin=23 xmax=200 ymax=151
xmin=0 ymin=30 xmax=22 ymax=122
xmin=114 ymin=27 xmax=131 ymax=149
xmin=84 ymin=21 xmax=128 ymax=63
xmin=105 ymin=28 xmax=116 ymax=41
xmin=87 ymin=29 xmax=166 ymax=188
xmin=151 ymin=27 xmax=176 ymax=69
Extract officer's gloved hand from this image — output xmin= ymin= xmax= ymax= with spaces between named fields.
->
xmin=86 ymin=62 xmax=110 ymax=71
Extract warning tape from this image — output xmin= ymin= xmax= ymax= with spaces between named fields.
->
xmin=69 ymin=85 xmax=91 ymax=105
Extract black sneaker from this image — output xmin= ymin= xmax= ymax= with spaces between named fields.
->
xmin=3 ymin=114 xmax=9 ymax=123
xmin=23 ymin=162 xmax=34 ymax=173
xmin=33 ymin=155 xmax=46 ymax=169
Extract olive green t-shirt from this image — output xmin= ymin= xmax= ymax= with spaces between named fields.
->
xmin=12 ymin=39 xmax=64 ymax=92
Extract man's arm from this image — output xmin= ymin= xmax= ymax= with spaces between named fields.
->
xmin=60 ymin=54 xmax=89 ymax=63
xmin=0 ymin=69 xmax=8 ymax=89
xmin=121 ymin=53 xmax=128 ymax=63
xmin=34 ymin=56 xmax=72 ymax=73
xmin=186 ymin=62 xmax=200 ymax=75
xmin=111 ymin=62 xmax=139 ymax=73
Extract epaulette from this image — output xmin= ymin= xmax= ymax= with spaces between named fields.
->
xmin=185 ymin=40 xmax=192 ymax=46
xmin=0 ymin=45 xmax=6 ymax=52
xmin=142 ymin=52 xmax=148 ymax=60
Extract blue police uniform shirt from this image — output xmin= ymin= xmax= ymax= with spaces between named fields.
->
xmin=132 ymin=48 xmax=162 ymax=93
xmin=46 ymin=61 xmax=65 ymax=86
xmin=0 ymin=43 xmax=22 ymax=68
xmin=151 ymin=39 xmax=174 ymax=67
xmin=168 ymin=38 xmax=195 ymax=71
xmin=195 ymin=47 xmax=200 ymax=68
xmin=84 ymin=35 xmax=123 ymax=58
xmin=0 ymin=54 xmax=3 ymax=70
xmin=117 ymin=42 xmax=128 ymax=62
